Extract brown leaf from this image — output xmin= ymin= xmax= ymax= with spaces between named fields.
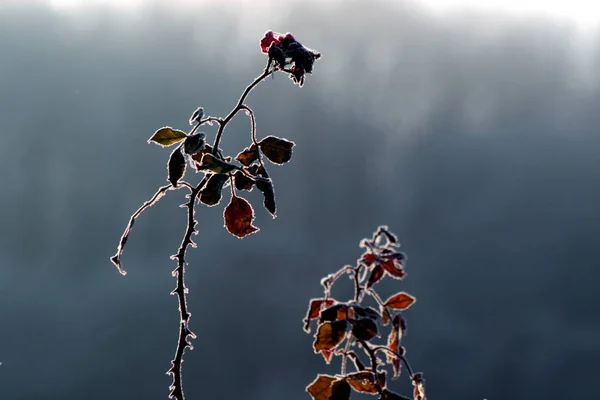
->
xmin=320 ymin=304 xmax=349 ymax=323
xmin=223 ymin=195 xmax=259 ymax=238
xmin=381 ymin=259 xmax=405 ymax=279
xmin=235 ymin=144 xmax=259 ymax=166
xmin=258 ymin=135 xmax=294 ymax=164
xmin=198 ymin=153 xmax=237 ymax=174
xmin=314 ymin=320 xmax=347 ymax=352
xmin=304 ymin=298 xmax=336 ymax=333
xmin=367 ymin=264 xmax=385 ymax=288
xmin=353 ymin=306 xmax=380 ymax=321
xmin=381 ymin=305 xmax=391 ymax=326
xmin=167 ymin=147 xmax=186 ymax=187
xmin=346 ymin=372 xmax=379 ymax=394
xmin=384 ymin=292 xmax=416 ymax=310
xmin=387 ymin=315 xmax=401 ymax=379
xmin=362 ymin=252 xmax=378 ymax=265
xmin=198 ymin=173 xmax=228 ymax=206
xmin=191 ymin=144 xmax=213 ymax=163
xmin=330 ymin=379 xmax=351 ymax=400
xmin=320 ymin=349 xmax=333 ymax=364
xmin=351 ymin=318 xmax=378 ymax=341
xmin=306 ymin=375 xmax=336 ymax=400
xmin=233 ymin=169 xmax=255 ymax=191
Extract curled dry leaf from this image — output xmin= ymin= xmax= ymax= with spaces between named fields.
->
xmin=258 ymin=135 xmax=294 ymax=164
xmin=255 ymin=166 xmax=276 ymax=217
xmin=367 ymin=264 xmax=385 ymax=288
xmin=148 ymin=126 xmax=187 ymax=147
xmin=223 ymin=195 xmax=259 ymax=238
xmin=167 ymin=147 xmax=186 ymax=187
xmin=304 ymin=298 xmax=336 ymax=332
xmin=346 ymin=371 xmax=379 ymax=394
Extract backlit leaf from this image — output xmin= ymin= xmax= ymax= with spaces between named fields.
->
xmin=183 ymin=132 xmax=206 ymax=154
xmin=255 ymin=166 xmax=276 ymax=217
xmin=384 ymin=292 xmax=416 ymax=310
xmin=367 ymin=264 xmax=385 ymax=288
xmin=381 ymin=305 xmax=391 ymax=326
xmin=304 ymin=298 xmax=336 ymax=332
xmin=198 ymin=153 xmax=237 ymax=174
xmin=387 ymin=315 xmax=401 ymax=379
xmin=198 ymin=173 xmax=228 ymax=206
xmin=330 ymin=379 xmax=351 ymax=400
xmin=233 ymin=170 xmax=255 ymax=191
xmin=320 ymin=304 xmax=348 ymax=323
xmin=235 ymin=144 xmax=259 ymax=166
xmin=258 ymin=135 xmax=294 ymax=164
xmin=353 ymin=306 xmax=380 ymax=321
xmin=314 ymin=320 xmax=347 ymax=352
xmin=362 ymin=252 xmax=378 ymax=265
xmin=148 ymin=127 xmax=187 ymax=147
xmin=306 ymin=375 xmax=335 ymax=400
xmin=223 ymin=195 xmax=259 ymax=238
xmin=320 ymin=349 xmax=333 ymax=364
xmin=167 ymin=147 xmax=185 ymax=187
xmin=347 ymin=372 xmax=379 ymax=394
xmin=381 ymin=259 xmax=405 ymax=279
xmin=350 ymin=318 xmax=378 ymax=341
xmin=189 ymin=107 xmax=204 ymax=125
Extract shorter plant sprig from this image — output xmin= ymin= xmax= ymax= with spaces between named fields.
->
xmin=304 ymin=226 xmax=426 ymax=400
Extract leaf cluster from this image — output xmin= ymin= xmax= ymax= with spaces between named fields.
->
xmin=304 ymin=226 xmax=426 ymax=400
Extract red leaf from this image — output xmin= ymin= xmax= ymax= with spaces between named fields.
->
xmin=381 ymin=259 xmax=405 ymax=279
xmin=362 ymin=252 xmax=378 ymax=265
xmin=366 ymin=264 xmax=385 ymax=288
xmin=384 ymin=292 xmax=416 ymax=310
xmin=223 ymin=195 xmax=259 ymax=238
xmin=321 ymin=349 xmax=333 ymax=364
xmin=306 ymin=374 xmax=336 ymax=400
xmin=381 ymin=305 xmax=391 ymax=326
xmin=350 ymin=318 xmax=378 ymax=341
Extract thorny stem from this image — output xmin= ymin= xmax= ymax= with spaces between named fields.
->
xmin=168 ymin=64 xmax=274 ymax=400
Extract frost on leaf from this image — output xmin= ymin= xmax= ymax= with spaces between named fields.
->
xmin=255 ymin=166 xmax=276 ymax=217
xmin=306 ymin=375 xmax=336 ymax=400
xmin=258 ymin=136 xmax=294 ymax=164
xmin=149 ymin=127 xmax=187 ymax=147
xmin=384 ymin=292 xmax=416 ymax=310
xmin=313 ymin=320 xmax=347 ymax=352
xmin=235 ymin=144 xmax=259 ymax=167
xmin=198 ymin=174 xmax=228 ymax=206
xmin=223 ymin=195 xmax=259 ymax=238
xmin=167 ymin=147 xmax=186 ymax=187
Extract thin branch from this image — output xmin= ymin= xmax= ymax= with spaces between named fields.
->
xmin=110 ymin=184 xmax=179 ymax=275
xmin=167 ymin=176 xmax=208 ymax=400
xmin=212 ymin=63 xmax=274 ymax=154
xmin=240 ymin=104 xmax=264 ymax=168
xmin=372 ymin=346 xmax=415 ymax=378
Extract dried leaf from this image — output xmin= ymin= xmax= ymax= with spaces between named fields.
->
xmin=167 ymin=147 xmax=186 ymax=187
xmin=346 ymin=372 xmax=379 ymax=394
xmin=148 ymin=127 xmax=187 ymax=147
xmin=198 ymin=153 xmax=237 ymax=174
xmin=320 ymin=304 xmax=349 ymax=323
xmin=381 ymin=305 xmax=391 ymax=326
xmin=304 ymin=298 xmax=336 ymax=332
xmin=191 ymin=144 xmax=213 ymax=163
xmin=198 ymin=173 xmax=228 ymax=206
xmin=350 ymin=318 xmax=378 ymax=341
xmin=381 ymin=259 xmax=405 ymax=279
xmin=306 ymin=375 xmax=336 ymax=400
xmin=313 ymin=321 xmax=347 ymax=352
xmin=235 ymin=144 xmax=259 ymax=166
xmin=367 ymin=264 xmax=385 ymax=288
xmin=183 ymin=132 xmax=206 ymax=154
xmin=321 ymin=349 xmax=333 ymax=364
xmin=387 ymin=316 xmax=401 ymax=379
xmin=330 ymin=379 xmax=351 ymax=400
xmin=255 ymin=166 xmax=276 ymax=217
xmin=362 ymin=252 xmax=378 ymax=265
xmin=223 ymin=195 xmax=259 ymax=238
xmin=384 ymin=292 xmax=416 ymax=310
xmin=189 ymin=107 xmax=204 ymax=125
xmin=258 ymin=135 xmax=294 ymax=164
xmin=233 ymin=168 xmax=256 ymax=191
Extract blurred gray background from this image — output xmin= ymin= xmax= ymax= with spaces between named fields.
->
xmin=1 ymin=0 xmax=599 ymax=398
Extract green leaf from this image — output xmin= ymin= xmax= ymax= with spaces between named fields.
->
xmin=197 ymin=153 xmax=237 ymax=174
xmin=258 ymin=135 xmax=294 ymax=164
xmin=167 ymin=147 xmax=186 ymax=186
xmin=199 ymin=173 xmax=228 ymax=206
xmin=148 ymin=127 xmax=187 ymax=147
